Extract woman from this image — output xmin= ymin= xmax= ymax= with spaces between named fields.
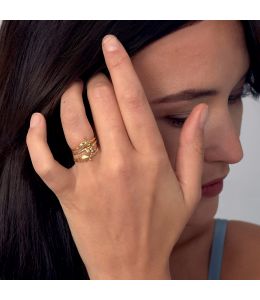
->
xmin=0 ymin=21 xmax=259 ymax=279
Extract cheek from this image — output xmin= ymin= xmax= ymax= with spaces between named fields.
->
xmin=155 ymin=119 xmax=181 ymax=170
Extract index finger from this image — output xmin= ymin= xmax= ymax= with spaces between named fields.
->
xmin=102 ymin=34 xmax=166 ymax=155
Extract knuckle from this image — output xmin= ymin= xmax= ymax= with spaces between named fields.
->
xmin=61 ymin=79 xmax=84 ymax=101
xmin=142 ymin=154 xmax=170 ymax=181
xmin=26 ymin=130 xmax=37 ymax=148
xmin=62 ymin=105 xmax=80 ymax=127
xmin=89 ymin=80 xmax=112 ymax=100
xmin=122 ymin=88 xmax=145 ymax=110
xmin=109 ymin=51 xmax=129 ymax=69
xmin=109 ymin=157 xmax=132 ymax=176
xmin=36 ymin=162 xmax=54 ymax=179
xmin=87 ymin=73 xmax=108 ymax=87
xmin=61 ymin=91 xmax=77 ymax=105
xmin=26 ymin=131 xmax=32 ymax=145
xmin=144 ymin=149 xmax=167 ymax=165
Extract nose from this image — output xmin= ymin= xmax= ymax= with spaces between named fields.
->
xmin=204 ymin=109 xmax=244 ymax=164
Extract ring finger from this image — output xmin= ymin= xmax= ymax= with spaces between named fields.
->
xmin=60 ymin=80 xmax=99 ymax=164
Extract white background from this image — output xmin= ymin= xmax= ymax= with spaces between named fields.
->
xmin=216 ymin=95 xmax=260 ymax=224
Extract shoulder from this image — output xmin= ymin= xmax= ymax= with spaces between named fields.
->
xmin=221 ymin=219 xmax=260 ymax=279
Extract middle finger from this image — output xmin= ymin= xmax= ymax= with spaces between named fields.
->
xmin=86 ymin=72 xmax=133 ymax=155
xmin=102 ymin=34 xmax=166 ymax=155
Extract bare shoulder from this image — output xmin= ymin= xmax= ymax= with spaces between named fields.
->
xmin=221 ymin=219 xmax=260 ymax=279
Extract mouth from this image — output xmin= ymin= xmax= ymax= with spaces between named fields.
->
xmin=201 ymin=174 xmax=228 ymax=198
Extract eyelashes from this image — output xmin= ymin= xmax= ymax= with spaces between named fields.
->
xmin=165 ymin=116 xmax=187 ymax=128
xmin=165 ymin=86 xmax=251 ymax=129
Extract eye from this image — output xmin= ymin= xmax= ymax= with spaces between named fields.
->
xmin=165 ymin=115 xmax=188 ymax=128
xmin=165 ymin=84 xmax=251 ymax=129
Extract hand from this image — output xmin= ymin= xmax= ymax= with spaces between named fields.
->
xmin=26 ymin=34 xmax=208 ymax=279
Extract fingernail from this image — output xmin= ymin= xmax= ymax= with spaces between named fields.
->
xmin=102 ymin=34 xmax=119 ymax=52
xmin=30 ymin=113 xmax=41 ymax=128
xmin=199 ymin=106 xmax=208 ymax=129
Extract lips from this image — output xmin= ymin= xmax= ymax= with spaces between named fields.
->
xmin=202 ymin=177 xmax=225 ymax=188
xmin=202 ymin=179 xmax=224 ymax=198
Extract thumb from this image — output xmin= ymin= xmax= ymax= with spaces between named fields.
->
xmin=174 ymin=103 xmax=208 ymax=212
xmin=26 ymin=112 xmax=73 ymax=197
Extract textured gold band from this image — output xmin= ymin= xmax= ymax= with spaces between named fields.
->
xmin=72 ymin=136 xmax=99 ymax=162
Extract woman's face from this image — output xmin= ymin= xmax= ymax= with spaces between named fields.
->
xmin=131 ymin=21 xmax=250 ymax=228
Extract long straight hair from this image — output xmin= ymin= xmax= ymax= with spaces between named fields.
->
xmin=0 ymin=21 xmax=259 ymax=279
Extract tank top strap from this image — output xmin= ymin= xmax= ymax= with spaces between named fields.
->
xmin=208 ymin=218 xmax=229 ymax=280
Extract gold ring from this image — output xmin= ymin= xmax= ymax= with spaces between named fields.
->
xmin=72 ymin=136 xmax=99 ymax=162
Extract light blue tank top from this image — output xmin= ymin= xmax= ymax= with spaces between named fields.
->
xmin=208 ymin=218 xmax=229 ymax=280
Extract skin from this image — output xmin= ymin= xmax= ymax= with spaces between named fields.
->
xmin=26 ymin=21 xmax=251 ymax=279
xmin=131 ymin=20 xmax=250 ymax=278
xmin=26 ymin=33 xmax=208 ymax=279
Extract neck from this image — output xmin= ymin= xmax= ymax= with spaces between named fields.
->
xmin=169 ymin=219 xmax=215 ymax=279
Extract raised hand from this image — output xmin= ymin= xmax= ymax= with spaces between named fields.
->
xmin=26 ymin=34 xmax=208 ymax=279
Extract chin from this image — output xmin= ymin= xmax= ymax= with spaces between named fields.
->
xmin=187 ymin=194 xmax=220 ymax=226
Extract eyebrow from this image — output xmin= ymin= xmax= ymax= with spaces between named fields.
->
xmin=151 ymin=69 xmax=250 ymax=104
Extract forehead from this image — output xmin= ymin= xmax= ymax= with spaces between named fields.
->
xmin=131 ymin=21 xmax=250 ymax=100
